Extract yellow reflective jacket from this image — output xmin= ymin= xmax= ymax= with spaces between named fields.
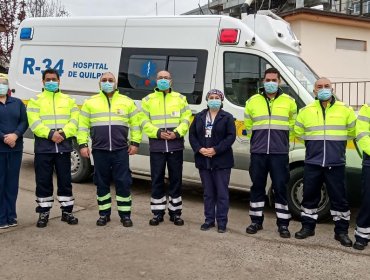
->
xmin=356 ymin=103 xmax=370 ymax=165
xmin=295 ymin=99 xmax=356 ymax=166
xmin=77 ymin=90 xmax=143 ymax=151
xmin=141 ymin=88 xmax=192 ymax=152
xmin=244 ymin=90 xmax=297 ymax=154
xmin=27 ymin=90 xmax=79 ymax=153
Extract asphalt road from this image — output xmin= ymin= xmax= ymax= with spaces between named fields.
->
xmin=0 ymin=154 xmax=369 ymax=280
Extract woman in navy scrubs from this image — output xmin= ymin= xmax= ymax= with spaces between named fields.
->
xmin=189 ymin=89 xmax=236 ymax=233
xmin=0 ymin=73 xmax=28 ymax=229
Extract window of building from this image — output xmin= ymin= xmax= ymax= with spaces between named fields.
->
xmin=336 ymin=38 xmax=367 ymax=51
xmin=118 ymin=48 xmax=207 ymax=104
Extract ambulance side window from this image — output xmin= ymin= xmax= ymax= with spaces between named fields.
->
xmin=223 ymin=52 xmax=298 ymax=107
xmin=118 ymin=48 xmax=207 ymax=104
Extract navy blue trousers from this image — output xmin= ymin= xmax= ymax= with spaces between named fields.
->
xmin=150 ymin=151 xmax=183 ymax=217
xmin=249 ymin=153 xmax=291 ymax=227
xmin=199 ymin=168 xmax=230 ymax=228
xmin=35 ymin=153 xmax=74 ymax=213
xmin=355 ymin=165 xmax=370 ymax=243
xmin=0 ymin=151 xmax=22 ymax=225
xmin=92 ymin=149 xmax=132 ymax=218
xmin=301 ymin=164 xmax=349 ymax=234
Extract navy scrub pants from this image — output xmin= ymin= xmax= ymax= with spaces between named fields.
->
xmin=150 ymin=151 xmax=183 ymax=217
xmin=0 ymin=151 xmax=22 ymax=225
xmin=34 ymin=152 xmax=74 ymax=214
xmin=355 ymin=165 xmax=370 ymax=243
xmin=199 ymin=168 xmax=231 ymax=228
xmin=301 ymin=164 xmax=350 ymax=234
xmin=249 ymin=153 xmax=291 ymax=227
xmin=92 ymin=149 xmax=132 ymax=218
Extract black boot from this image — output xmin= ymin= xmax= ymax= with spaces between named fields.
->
xmin=96 ymin=215 xmax=110 ymax=226
xmin=334 ymin=234 xmax=353 ymax=247
xmin=295 ymin=228 xmax=315 ymax=239
xmin=61 ymin=212 xmax=78 ymax=225
xmin=36 ymin=212 xmax=50 ymax=228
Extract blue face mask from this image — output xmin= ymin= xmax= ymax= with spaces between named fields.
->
xmin=101 ymin=82 xmax=115 ymax=93
xmin=44 ymin=81 xmax=59 ymax=92
xmin=317 ymin=88 xmax=332 ymax=101
xmin=207 ymin=99 xmax=222 ymax=110
xmin=0 ymin=84 xmax=8 ymax=96
xmin=157 ymin=79 xmax=171 ymax=91
xmin=264 ymin=82 xmax=279 ymax=94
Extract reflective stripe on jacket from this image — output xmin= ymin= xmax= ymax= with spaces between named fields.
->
xmin=141 ymin=88 xmax=192 ymax=152
xmin=27 ymin=90 xmax=79 ymax=153
xmin=244 ymin=89 xmax=297 ymax=154
xmin=294 ymin=99 xmax=356 ymax=166
xmin=356 ymin=103 xmax=370 ymax=166
xmin=77 ymin=90 xmax=143 ymax=151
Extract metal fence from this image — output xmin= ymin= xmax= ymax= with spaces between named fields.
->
xmin=332 ymin=81 xmax=370 ymax=110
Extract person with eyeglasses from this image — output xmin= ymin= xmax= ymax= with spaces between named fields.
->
xmin=27 ymin=68 xmax=79 ymax=228
xmin=0 ymin=73 xmax=28 ymax=229
xmin=189 ymin=89 xmax=236 ymax=233
xmin=141 ymin=70 xmax=192 ymax=226
xmin=77 ymin=72 xmax=143 ymax=227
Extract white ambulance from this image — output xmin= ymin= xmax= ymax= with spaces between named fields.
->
xmin=8 ymin=11 xmax=362 ymax=220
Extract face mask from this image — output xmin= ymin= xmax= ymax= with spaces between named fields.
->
xmin=0 ymin=84 xmax=8 ymax=96
xmin=157 ymin=79 xmax=171 ymax=91
xmin=264 ymin=82 xmax=279 ymax=94
xmin=44 ymin=81 xmax=59 ymax=92
xmin=317 ymin=88 xmax=332 ymax=101
xmin=207 ymin=99 xmax=222 ymax=110
xmin=101 ymin=82 xmax=115 ymax=93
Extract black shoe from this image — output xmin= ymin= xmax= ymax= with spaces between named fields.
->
xmin=170 ymin=215 xmax=184 ymax=226
xmin=200 ymin=222 xmax=215 ymax=231
xmin=61 ymin=212 xmax=78 ymax=225
xmin=353 ymin=241 xmax=368 ymax=250
xmin=278 ymin=226 xmax=291 ymax=238
xmin=295 ymin=228 xmax=315 ymax=239
xmin=121 ymin=217 xmax=133 ymax=227
xmin=149 ymin=215 xmax=164 ymax=226
xmin=334 ymin=234 xmax=353 ymax=247
xmin=36 ymin=212 xmax=49 ymax=228
xmin=96 ymin=215 xmax=110 ymax=226
xmin=8 ymin=219 xmax=18 ymax=227
xmin=246 ymin=223 xmax=263 ymax=234
xmin=217 ymin=226 xmax=227 ymax=233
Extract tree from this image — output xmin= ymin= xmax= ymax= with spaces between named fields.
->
xmin=0 ymin=0 xmax=68 ymax=69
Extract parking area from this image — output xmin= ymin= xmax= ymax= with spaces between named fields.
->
xmin=0 ymin=154 xmax=369 ymax=280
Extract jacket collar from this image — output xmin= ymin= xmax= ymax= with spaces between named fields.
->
xmin=154 ymin=88 xmax=172 ymax=94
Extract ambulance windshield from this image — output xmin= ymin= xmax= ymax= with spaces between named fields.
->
xmin=275 ymin=52 xmax=318 ymax=98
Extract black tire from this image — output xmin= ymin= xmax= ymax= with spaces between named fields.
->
xmin=287 ymin=166 xmax=331 ymax=222
xmin=71 ymin=142 xmax=92 ymax=183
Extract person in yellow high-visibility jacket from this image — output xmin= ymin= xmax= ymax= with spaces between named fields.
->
xmin=141 ymin=70 xmax=192 ymax=226
xmin=27 ymin=69 xmax=79 ymax=228
xmin=294 ymin=77 xmax=356 ymax=247
xmin=77 ymin=72 xmax=143 ymax=227
xmin=244 ymin=68 xmax=297 ymax=238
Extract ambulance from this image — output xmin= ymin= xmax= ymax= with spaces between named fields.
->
xmin=8 ymin=11 xmax=362 ymax=220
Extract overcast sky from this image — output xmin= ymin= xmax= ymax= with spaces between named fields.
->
xmin=60 ymin=0 xmax=209 ymax=17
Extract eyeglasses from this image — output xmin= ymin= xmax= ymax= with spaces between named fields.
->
xmin=101 ymin=78 xmax=115 ymax=83
xmin=44 ymin=78 xmax=58 ymax=82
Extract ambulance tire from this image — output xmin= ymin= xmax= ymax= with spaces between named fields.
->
xmin=287 ymin=167 xmax=331 ymax=222
xmin=71 ymin=143 xmax=92 ymax=183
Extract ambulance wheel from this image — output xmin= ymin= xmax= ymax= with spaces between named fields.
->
xmin=71 ymin=145 xmax=92 ymax=183
xmin=287 ymin=167 xmax=331 ymax=222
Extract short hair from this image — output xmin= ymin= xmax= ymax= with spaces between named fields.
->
xmin=42 ymin=69 xmax=60 ymax=80
xmin=264 ymin=68 xmax=281 ymax=79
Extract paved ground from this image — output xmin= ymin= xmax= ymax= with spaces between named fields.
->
xmin=0 ymin=154 xmax=369 ymax=280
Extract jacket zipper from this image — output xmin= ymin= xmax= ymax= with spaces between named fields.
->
xmin=265 ymin=97 xmax=272 ymax=154
xmin=321 ymin=105 xmax=327 ymax=167
xmin=53 ymin=93 xmax=59 ymax=153
xmin=163 ymin=92 xmax=168 ymax=153
xmin=108 ymin=95 xmax=112 ymax=151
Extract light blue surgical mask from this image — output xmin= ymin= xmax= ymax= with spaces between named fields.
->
xmin=101 ymin=82 xmax=115 ymax=93
xmin=264 ymin=82 xmax=279 ymax=94
xmin=44 ymin=81 xmax=59 ymax=92
xmin=157 ymin=79 xmax=171 ymax=91
xmin=317 ymin=88 xmax=332 ymax=101
xmin=0 ymin=84 xmax=8 ymax=96
xmin=207 ymin=99 xmax=222 ymax=110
